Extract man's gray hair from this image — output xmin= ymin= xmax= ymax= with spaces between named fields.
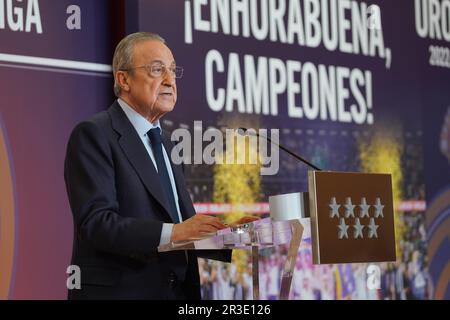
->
xmin=112 ymin=32 xmax=166 ymax=97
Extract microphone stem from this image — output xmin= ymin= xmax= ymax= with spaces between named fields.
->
xmin=263 ymin=135 xmax=322 ymax=171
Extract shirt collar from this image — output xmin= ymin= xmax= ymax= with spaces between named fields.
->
xmin=117 ymin=98 xmax=161 ymax=137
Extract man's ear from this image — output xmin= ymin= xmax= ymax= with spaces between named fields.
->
xmin=116 ymin=71 xmax=130 ymax=92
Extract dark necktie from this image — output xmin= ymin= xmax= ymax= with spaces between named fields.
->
xmin=147 ymin=127 xmax=180 ymax=223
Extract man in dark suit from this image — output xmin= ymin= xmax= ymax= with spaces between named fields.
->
xmin=64 ymin=32 xmax=233 ymax=299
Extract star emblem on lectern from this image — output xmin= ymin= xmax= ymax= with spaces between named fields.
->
xmin=367 ymin=218 xmax=379 ymax=238
xmin=311 ymin=171 xmax=397 ymax=264
xmin=353 ymin=218 xmax=365 ymax=239
xmin=329 ymin=197 xmax=341 ymax=219
xmin=344 ymin=197 xmax=356 ymax=218
xmin=373 ymin=197 xmax=384 ymax=218
xmin=359 ymin=197 xmax=370 ymax=218
xmin=337 ymin=218 xmax=349 ymax=239
xmin=328 ymin=196 xmax=386 ymax=240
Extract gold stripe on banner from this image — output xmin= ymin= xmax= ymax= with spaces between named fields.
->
xmin=435 ymin=262 xmax=450 ymax=300
xmin=427 ymin=218 xmax=450 ymax=263
xmin=425 ymin=189 xmax=450 ymax=229
xmin=0 ymin=125 xmax=15 ymax=300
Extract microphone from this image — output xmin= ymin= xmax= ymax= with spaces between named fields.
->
xmin=238 ymin=127 xmax=322 ymax=171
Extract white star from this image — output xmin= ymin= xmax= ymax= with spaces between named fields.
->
xmin=359 ymin=197 xmax=371 ymax=218
xmin=344 ymin=197 xmax=356 ymax=218
xmin=373 ymin=197 xmax=384 ymax=218
xmin=337 ymin=218 xmax=349 ymax=239
xmin=329 ymin=197 xmax=341 ymax=219
xmin=353 ymin=218 xmax=365 ymax=239
xmin=368 ymin=218 xmax=379 ymax=238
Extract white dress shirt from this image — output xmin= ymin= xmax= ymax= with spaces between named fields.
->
xmin=117 ymin=98 xmax=181 ymax=245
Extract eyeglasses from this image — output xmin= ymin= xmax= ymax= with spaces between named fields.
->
xmin=121 ymin=63 xmax=184 ymax=79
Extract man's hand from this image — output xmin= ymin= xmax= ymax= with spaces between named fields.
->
xmin=226 ymin=216 xmax=260 ymax=228
xmin=171 ymin=215 xmax=226 ymax=242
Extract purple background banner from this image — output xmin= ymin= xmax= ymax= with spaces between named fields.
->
xmin=0 ymin=0 xmax=448 ymax=299
xmin=0 ymin=0 xmax=114 ymax=299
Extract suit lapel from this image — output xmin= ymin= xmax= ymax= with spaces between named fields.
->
xmin=108 ymin=102 xmax=175 ymax=221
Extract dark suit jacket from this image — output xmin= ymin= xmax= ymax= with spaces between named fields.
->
xmin=64 ymin=101 xmax=230 ymax=300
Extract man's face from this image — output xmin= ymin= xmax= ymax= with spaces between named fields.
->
xmin=124 ymin=40 xmax=177 ymax=121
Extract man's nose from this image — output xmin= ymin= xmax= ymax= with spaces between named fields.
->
xmin=162 ymin=69 xmax=176 ymax=85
